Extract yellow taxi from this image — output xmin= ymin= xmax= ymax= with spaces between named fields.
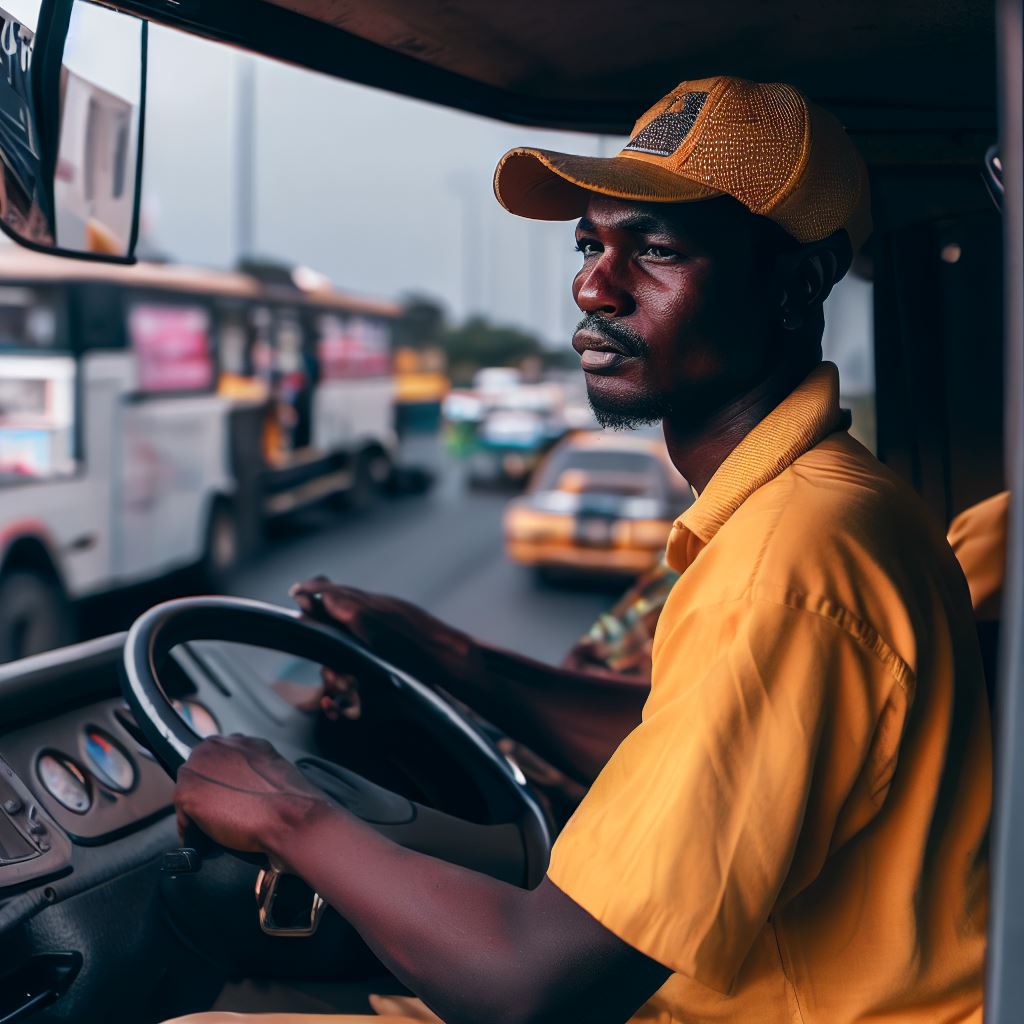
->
xmin=504 ymin=431 xmax=693 ymax=578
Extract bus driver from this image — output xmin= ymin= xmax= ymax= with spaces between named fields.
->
xmin=168 ymin=77 xmax=990 ymax=1024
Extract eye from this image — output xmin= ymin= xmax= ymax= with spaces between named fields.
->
xmin=574 ymin=238 xmax=602 ymax=258
xmin=641 ymin=244 xmax=681 ymax=260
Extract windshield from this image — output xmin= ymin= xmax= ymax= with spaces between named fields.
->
xmin=0 ymin=21 xmax=876 ymax=667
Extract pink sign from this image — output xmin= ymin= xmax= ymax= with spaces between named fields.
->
xmin=128 ymin=304 xmax=214 ymax=393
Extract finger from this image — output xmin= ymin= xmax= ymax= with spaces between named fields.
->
xmin=341 ymin=692 xmax=362 ymax=720
xmin=321 ymin=668 xmax=357 ymax=695
xmin=319 ymin=694 xmax=342 ymax=721
xmin=289 ymin=576 xmax=332 ymax=600
xmin=289 ymin=577 xmax=333 ymax=614
xmin=175 ymin=804 xmax=189 ymax=844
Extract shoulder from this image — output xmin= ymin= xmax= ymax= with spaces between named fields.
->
xmin=740 ymin=431 xmax=947 ymax=582
xmin=674 ymin=432 xmax=971 ymax=679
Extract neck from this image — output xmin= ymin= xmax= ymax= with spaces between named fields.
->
xmin=663 ymin=359 xmax=818 ymax=493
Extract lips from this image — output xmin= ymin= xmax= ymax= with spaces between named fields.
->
xmin=580 ymin=349 xmax=628 ymax=372
xmin=572 ymin=329 xmax=637 ymax=376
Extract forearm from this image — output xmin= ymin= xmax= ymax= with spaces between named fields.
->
xmin=429 ymin=640 xmax=648 ymax=784
xmin=267 ymin=802 xmax=635 ymax=1024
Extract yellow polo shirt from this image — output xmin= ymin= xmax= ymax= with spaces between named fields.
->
xmin=547 ymin=362 xmax=990 ymax=1024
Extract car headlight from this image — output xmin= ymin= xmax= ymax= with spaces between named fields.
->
xmin=505 ymin=507 xmax=558 ymax=540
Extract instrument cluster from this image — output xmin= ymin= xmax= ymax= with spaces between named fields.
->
xmin=34 ymin=701 xmax=218 ymax=816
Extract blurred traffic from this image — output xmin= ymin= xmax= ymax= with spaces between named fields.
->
xmin=0 ymin=235 xmax=686 ymax=663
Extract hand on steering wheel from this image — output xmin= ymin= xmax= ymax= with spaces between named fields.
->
xmin=121 ymin=595 xmax=551 ymax=891
xmin=174 ymin=734 xmax=330 ymax=868
xmin=288 ymin=576 xmax=475 ymax=725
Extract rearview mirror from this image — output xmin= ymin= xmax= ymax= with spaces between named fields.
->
xmin=0 ymin=0 xmax=145 ymax=262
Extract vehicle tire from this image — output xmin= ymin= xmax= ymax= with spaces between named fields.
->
xmin=197 ymin=500 xmax=240 ymax=593
xmin=345 ymin=449 xmax=389 ymax=512
xmin=0 ymin=570 xmax=75 ymax=664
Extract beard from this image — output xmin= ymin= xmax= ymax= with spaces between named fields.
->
xmin=587 ymin=385 xmax=671 ymax=430
xmin=574 ymin=314 xmax=669 ymax=429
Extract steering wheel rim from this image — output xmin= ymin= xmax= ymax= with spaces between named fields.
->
xmin=120 ymin=595 xmax=552 ymax=886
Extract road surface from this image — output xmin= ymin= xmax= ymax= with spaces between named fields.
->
xmin=227 ymin=465 xmax=618 ymax=665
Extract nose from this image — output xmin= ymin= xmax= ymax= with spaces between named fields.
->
xmin=573 ymin=253 xmax=636 ymax=318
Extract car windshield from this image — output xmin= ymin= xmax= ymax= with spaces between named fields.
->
xmin=534 ymin=448 xmax=665 ymax=497
xmin=0 ymin=18 xmax=875 ymax=669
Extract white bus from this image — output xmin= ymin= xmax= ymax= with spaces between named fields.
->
xmin=0 ymin=250 xmax=398 ymax=661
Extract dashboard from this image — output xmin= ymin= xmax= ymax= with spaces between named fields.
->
xmin=0 ymin=632 xmax=308 ymax=905
xmin=0 ymin=619 xmax=546 ymax=1023
xmin=0 ymin=630 xmax=335 ymax=1023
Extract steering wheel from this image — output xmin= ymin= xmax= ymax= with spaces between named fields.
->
xmin=120 ymin=596 xmax=551 ymax=954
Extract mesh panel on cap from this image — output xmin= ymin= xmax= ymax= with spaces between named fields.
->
xmin=678 ymin=81 xmax=807 ymax=213
xmin=770 ymin=103 xmax=870 ymax=248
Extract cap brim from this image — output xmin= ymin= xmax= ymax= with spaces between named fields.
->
xmin=494 ymin=148 xmax=721 ymax=220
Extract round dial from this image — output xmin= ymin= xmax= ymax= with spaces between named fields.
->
xmin=37 ymin=753 xmax=91 ymax=814
xmin=173 ymin=699 xmax=219 ymax=739
xmin=83 ymin=728 xmax=136 ymax=792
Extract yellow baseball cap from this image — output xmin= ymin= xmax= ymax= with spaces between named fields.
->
xmin=493 ymin=76 xmax=872 ymax=252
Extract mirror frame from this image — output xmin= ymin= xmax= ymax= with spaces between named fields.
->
xmin=0 ymin=0 xmax=148 ymax=264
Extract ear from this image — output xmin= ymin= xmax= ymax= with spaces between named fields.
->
xmin=775 ymin=230 xmax=852 ymax=328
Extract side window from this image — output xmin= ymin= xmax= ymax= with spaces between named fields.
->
xmin=126 ymin=300 xmax=215 ymax=394
xmin=822 ymin=269 xmax=875 ymax=452
xmin=0 ymin=285 xmax=62 ymax=350
xmin=0 ymin=285 xmax=76 ymax=481
xmin=217 ymin=308 xmax=253 ymax=378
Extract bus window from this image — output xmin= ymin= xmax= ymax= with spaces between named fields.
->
xmin=0 ymin=285 xmax=62 ymax=350
xmin=822 ymin=268 xmax=875 ymax=451
xmin=218 ymin=310 xmax=251 ymax=377
xmin=216 ymin=306 xmax=267 ymax=402
xmin=0 ymin=285 xmax=75 ymax=480
xmin=126 ymin=300 xmax=215 ymax=394
xmin=317 ymin=313 xmax=391 ymax=380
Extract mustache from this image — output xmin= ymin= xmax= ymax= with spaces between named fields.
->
xmin=574 ymin=314 xmax=649 ymax=358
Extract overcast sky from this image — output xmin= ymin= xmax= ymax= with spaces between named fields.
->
xmin=140 ymin=24 xmax=621 ymax=348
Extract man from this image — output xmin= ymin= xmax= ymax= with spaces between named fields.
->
xmin=169 ymin=77 xmax=990 ymax=1024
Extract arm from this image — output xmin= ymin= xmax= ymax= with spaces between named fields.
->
xmin=291 ymin=579 xmax=648 ymax=783
xmin=175 ymin=736 xmax=669 ymax=1024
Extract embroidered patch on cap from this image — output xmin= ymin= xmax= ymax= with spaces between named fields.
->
xmin=623 ymin=92 xmax=709 ymax=157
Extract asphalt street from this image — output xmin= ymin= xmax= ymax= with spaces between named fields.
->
xmin=227 ymin=463 xmax=618 ymax=666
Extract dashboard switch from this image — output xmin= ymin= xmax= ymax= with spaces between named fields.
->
xmin=27 ymin=807 xmax=47 ymax=837
xmin=2 ymin=797 xmax=22 ymax=815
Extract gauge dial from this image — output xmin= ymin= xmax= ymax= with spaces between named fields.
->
xmin=83 ymin=728 xmax=136 ymax=792
xmin=37 ymin=753 xmax=91 ymax=814
xmin=173 ymin=699 xmax=219 ymax=739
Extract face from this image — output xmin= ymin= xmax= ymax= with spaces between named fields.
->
xmin=571 ymin=195 xmax=783 ymax=430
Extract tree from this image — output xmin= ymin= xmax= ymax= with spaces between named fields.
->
xmin=442 ymin=316 xmax=550 ymax=385
xmin=395 ymin=294 xmax=448 ymax=351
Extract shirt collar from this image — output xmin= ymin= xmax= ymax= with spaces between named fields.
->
xmin=667 ymin=361 xmax=845 ymax=572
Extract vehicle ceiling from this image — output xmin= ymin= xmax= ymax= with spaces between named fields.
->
xmin=123 ymin=0 xmax=995 ymax=159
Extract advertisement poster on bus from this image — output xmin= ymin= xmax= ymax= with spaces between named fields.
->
xmin=128 ymin=304 xmax=215 ymax=393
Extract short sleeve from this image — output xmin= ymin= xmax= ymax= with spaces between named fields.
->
xmin=546 ymin=596 xmax=897 ymax=994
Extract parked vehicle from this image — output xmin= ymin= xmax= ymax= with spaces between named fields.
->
xmin=505 ymin=431 xmax=692 ymax=579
